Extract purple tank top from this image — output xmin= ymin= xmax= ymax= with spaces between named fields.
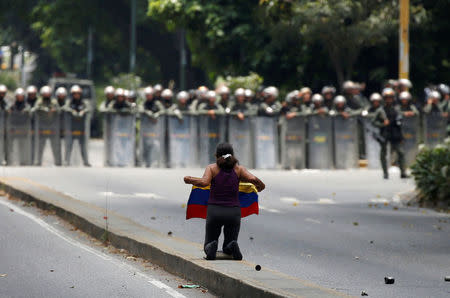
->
xmin=209 ymin=169 xmax=239 ymax=207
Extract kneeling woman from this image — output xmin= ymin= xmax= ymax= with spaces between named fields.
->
xmin=184 ymin=143 xmax=265 ymax=260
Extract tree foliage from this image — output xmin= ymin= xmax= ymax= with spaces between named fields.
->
xmin=0 ymin=0 xmax=448 ymax=94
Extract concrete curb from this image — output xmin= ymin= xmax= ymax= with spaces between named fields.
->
xmin=0 ymin=177 xmax=352 ymax=298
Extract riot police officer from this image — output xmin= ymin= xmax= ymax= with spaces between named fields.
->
xmin=167 ymin=91 xmax=195 ymax=120
xmin=6 ymin=88 xmax=33 ymax=165
xmin=55 ymin=87 xmax=68 ymax=140
xmin=26 ymin=85 xmax=38 ymax=108
xmin=55 ymin=87 xmax=67 ymax=107
xmin=153 ymin=84 xmax=163 ymax=102
xmin=322 ymin=86 xmax=336 ymax=110
xmin=109 ymin=88 xmax=134 ymax=112
xmin=299 ymin=87 xmax=312 ymax=114
xmin=125 ymin=90 xmax=138 ymax=108
xmin=285 ymin=90 xmax=307 ymax=119
xmin=330 ymin=95 xmax=359 ymax=118
xmin=62 ymin=85 xmax=91 ymax=166
xmin=364 ymin=93 xmax=385 ymax=120
xmin=310 ymin=94 xmax=329 ymax=115
xmin=198 ymin=91 xmax=225 ymax=118
xmin=33 ymin=86 xmax=61 ymax=166
xmin=9 ymin=88 xmax=30 ymax=112
xmin=217 ymin=86 xmax=231 ymax=112
xmin=258 ymin=86 xmax=281 ymax=116
xmin=230 ymin=88 xmax=255 ymax=120
xmin=189 ymin=86 xmax=209 ymax=112
xmin=0 ymin=84 xmax=8 ymax=109
xmin=423 ymin=90 xmax=445 ymax=115
xmin=398 ymin=91 xmax=419 ymax=117
xmin=398 ymin=78 xmax=412 ymax=93
xmin=160 ymin=89 xmax=174 ymax=110
xmin=139 ymin=86 xmax=165 ymax=120
xmin=380 ymin=88 xmax=407 ymax=179
xmin=244 ymin=89 xmax=255 ymax=107
xmin=99 ymin=86 xmax=115 ymax=112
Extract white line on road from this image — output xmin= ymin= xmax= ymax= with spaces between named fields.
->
xmin=0 ymin=198 xmax=185 ymax=298
xmin=259 ymin=205 xmax=281 ymax=213
xmin=279 ymin=197 xmax=336 ymax=205
xmin=98 ymin=192 xmax=164 ymax=200
xmin=304 ymin=218 xmax=321 ymax=224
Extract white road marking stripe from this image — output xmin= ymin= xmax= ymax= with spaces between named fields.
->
xmin=0 ymin=198 xmax=186 ymax=298
xmin=369 ymin=198 xmax=389 ymax=203
xmin=259 ymin=205 xmax=281 ymax=213
xmin=280 ymin=197 xmax=336 ymax=205
xmin=304 ymin=218 xmax=321 ymax=224
xmin=98 ymin=192 xmax=164 ymax=199
xmin=280 ymin=197 xmax=299 ymax=204
xmin=317 ymin=198 xmax=335 ymax=204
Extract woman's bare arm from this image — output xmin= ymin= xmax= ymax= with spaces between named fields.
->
xmin=238 ymin=166 xmax=265 ymax=192
xmin=184 ymin=165 xmax=214 ymax=187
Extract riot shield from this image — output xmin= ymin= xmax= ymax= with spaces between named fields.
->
xmin=167 ymin=115 xmax=198 ymax=168
xmin=228 ymin=116 xmax=253 ymax=168
xmin=138 ymin=114 xmax=166 ymax=167
xmin=423 ymin=113 xmax=446 ymax=148
xmin=333 ymin=116 xmax=359 ymax=169
xmin=6 ymin=110 xmax=32 ymax=165
xmin=252 ymin=117 xmax=279 ymax=169
xmin=0 ymin=110 xmax=5 ymax=164
xmin=281 ymin=116 xmax=306 ymax=169
xmin=34 ymin=110 xmax=62 ymax=166
xmin=307 ymin=115 xmax=333 ymax=169
xmin=363 ymin=118 xmax=383 ymax=169
xmin=401 ymin=116 xmax=420 ymax=166
xmin=63 ymin=112 xmax=90 ymax=166
xmin=107 ymin=113 xmax=136 ymax=167
xmin=198 ymin=115 xmax=226 ymax=166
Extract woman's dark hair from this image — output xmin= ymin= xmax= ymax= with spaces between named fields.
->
xmin=216 ymin=143 xmax=239 ymax=170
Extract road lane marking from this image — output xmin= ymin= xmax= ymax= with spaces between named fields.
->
xmin=259 ymin=205 xmax=281 ymax=213
xmin=304 ymin=218 xmax=321 ymax=224
xmin=0 ymin=198 xmax=186 ymax=298
xmin=280 ymin=197 xmax=336 ymax=205
xmin=149 ymin=280 xmax=186 ymax=298
xmin=280 ymin=197 xmax=299 ymax=204
xmin=98 ymin=192 xmax=164 ymax=199
xmin=369 ymin=198 xmax=389 ymax=204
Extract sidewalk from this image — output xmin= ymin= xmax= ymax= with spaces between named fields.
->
xmin=0 ymin=176 xmax=351 ymax=298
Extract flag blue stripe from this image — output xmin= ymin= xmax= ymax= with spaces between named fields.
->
xmin=188 ymin=188 xmax=258 ymax=208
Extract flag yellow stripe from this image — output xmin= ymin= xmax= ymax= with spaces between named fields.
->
xmin=192 ymin=182 xmax=257 ymax=193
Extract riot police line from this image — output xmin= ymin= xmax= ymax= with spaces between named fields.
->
xmin=0 ymin=80 xmax=448 ymax=171
xmin=98 ymin=109 xmax=446 ymax=170
xmin=0 ymin=84 xmax=91 ymax=166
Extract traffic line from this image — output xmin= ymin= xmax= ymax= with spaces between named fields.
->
xmin=98 ymin=191 xmax=164 ymax=199
xmin=304 ymin=218 xmax=321 ymax=224
xmin=0 ymin=198 xmax=186 ymax=298
xmin=280 ymin=197 xmax=336 ymax=205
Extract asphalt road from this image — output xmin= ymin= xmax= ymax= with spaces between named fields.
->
xmin=0 ymin=196 xmax=213 ymax=298
xmin=2 ymin=166 xmax=449 ymax=298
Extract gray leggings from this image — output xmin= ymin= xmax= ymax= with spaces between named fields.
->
xmin=205 ymin=205 xmax=241 ymax=251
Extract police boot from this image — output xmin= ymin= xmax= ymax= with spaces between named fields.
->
xmin=383 ymin=172 xmax=389 ymax=179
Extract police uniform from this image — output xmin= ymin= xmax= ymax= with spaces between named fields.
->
xmin=32 ymin=97 xmax=62 ymax=166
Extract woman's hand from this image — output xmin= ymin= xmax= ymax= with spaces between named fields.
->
xmin=184 ymin=176 xmax=192 ymax=184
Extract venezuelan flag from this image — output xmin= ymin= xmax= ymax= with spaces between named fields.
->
xmin=186 ymin=182 xmax=259 ymax=219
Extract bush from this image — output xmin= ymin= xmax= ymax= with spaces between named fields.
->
xmin=410 ymin=141 xmax=450 ymax=207
xmin=111 ymin=73 xmax=142 ymax=90
xmin=215 ymin=72 xmax=263 ymax=92
xmin=0 ymin=71 xmax=18 ymax=90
